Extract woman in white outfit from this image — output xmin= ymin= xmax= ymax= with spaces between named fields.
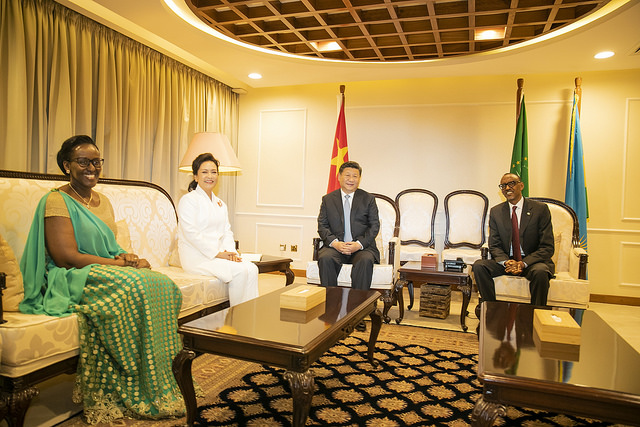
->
xmin=177 ymin=153 xmax=259 ymax=306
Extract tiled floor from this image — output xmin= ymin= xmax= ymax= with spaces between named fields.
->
xmin=261 ymin=273 xmax=640 ymax=353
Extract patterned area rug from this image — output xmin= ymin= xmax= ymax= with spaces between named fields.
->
xmin=56 ymin=325 xmax=615 ymax=426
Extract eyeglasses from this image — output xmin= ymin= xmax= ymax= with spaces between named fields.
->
xmin=498 ymin=180 xmax=520 ymax=190
xmin=71 ymin=158 xmax=104 ymax=168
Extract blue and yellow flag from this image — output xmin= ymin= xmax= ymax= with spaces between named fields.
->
xmin=510 ymin=96 xmax=529 ymax=196
xmin=565 ymin=93 xmax=589 ymax=250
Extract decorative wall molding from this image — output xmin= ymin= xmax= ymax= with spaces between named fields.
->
xmin=621 ymin=98 xmax=640 ymax=221
xmin=620 ymin=241 xmax=640 ymax=288
xmin=256 ymin=108 xmax=307 ymax=208
xmin=254 ymin=222 xmax=304 ymax=262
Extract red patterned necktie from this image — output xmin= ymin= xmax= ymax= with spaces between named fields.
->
xmin=511 ymin=205 xmax=522 ymax=261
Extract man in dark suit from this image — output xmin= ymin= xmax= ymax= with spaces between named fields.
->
xmin=472 ymin=173 xmax=554 ymax=306
xmin=317 ymin=161 xmax=380 ymax=290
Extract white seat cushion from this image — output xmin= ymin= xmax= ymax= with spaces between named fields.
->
xmin=493 ymin=273 xmax=590 ymax=309
xmin=306 ymin=261 xmax=393 ymax=290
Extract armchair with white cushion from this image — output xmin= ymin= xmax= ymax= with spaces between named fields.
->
xmin=441 ymin=190 xmax=489 ymax=273
xmin=489 ymin=197 xmax=589 ymax=309
xmin=306 ymin=194 xmax=403 ymax=324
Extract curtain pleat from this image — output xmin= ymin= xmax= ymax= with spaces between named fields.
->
xmin=0 ymin=0 xmax=239 ymax=210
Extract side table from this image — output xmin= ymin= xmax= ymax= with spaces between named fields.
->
xmin=396 ymin=261 xmax=472 ymax=331
xmin=252 ymin=255 xmax=295 ymax=285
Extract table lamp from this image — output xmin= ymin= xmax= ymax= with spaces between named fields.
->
xmin=179 ymin=132 xmax=242 ymax=173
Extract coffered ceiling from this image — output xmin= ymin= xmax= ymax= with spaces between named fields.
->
xmin=58 ymin=0 xmax=640 ymax=88
xmin=185 ymin=0 xmax=610 ymax=62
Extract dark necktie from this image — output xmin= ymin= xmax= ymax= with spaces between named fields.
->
xmin=511 ymin=205 xmax=522 ymax=261
xmin=344 ymin=194 xmax=352 ymax=242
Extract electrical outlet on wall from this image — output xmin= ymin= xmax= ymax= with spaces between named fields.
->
xmin=280 ymin=244 xmax=286 ymax=251
xmin=291 ymin=245 xmax=298 ymax=252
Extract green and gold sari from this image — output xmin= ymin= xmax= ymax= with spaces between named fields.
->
xmin=20 ymin=190 xmax=185 ymax=424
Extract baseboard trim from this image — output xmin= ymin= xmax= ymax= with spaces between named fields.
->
xmin=590 ymin=294 xmax=640 ymax=306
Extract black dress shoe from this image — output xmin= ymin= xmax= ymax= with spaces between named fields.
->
xmin=355 ymin=321 xmax=366 ymax=332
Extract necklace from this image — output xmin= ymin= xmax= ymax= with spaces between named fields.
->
xmin=68 ymin=182 xmax=93 ymax=208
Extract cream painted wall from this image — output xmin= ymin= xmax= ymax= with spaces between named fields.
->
xmin=234 ymin=69 xmax=640 ymax=299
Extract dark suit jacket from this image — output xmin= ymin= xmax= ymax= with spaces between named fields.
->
xmin=488 ymin=197 xmax=555 ymax=273
xmin=317 ymin=188 xmax=380 ymax=263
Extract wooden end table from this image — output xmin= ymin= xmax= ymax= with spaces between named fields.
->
xmin=396 ymin=261 xmax=472 ymax=331
xmin=252 ymin=255 xmax=295 ymax=285
xmin=173 ymin=285 xmax=382 ymax=426
xmin=472 ymin=301 xmax=640 ymax=426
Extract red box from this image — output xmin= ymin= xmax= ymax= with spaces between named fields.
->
xmin=421 ymin=253 xmax=438 ymax=269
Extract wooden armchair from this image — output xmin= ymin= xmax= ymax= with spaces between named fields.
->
xmin=395 ymin=189 xmax=438 ymax=309
xmin=441 ymin=190 xmax=489 ymax=272
xmin=306 ymin=194 xmax=404 ymax=324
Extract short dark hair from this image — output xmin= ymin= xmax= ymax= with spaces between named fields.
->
xmin=188 ymin=153 xmax=220 ymax=191
xmin=339 ymin=161 xmax=362 ymax=175
xmin=502 ymin=172 xmax=521 ymax=181
xmin=56 ymin=135 xmax=98 ymax=175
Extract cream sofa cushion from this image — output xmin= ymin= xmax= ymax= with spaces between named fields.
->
xmin=0 ymin=233 xmax=23 ymax=312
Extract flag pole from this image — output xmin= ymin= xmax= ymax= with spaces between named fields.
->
xmin=516 ymin=78 xmax=524 ymax=119
xmin=574 ymin=77 xmax=582 ymax=116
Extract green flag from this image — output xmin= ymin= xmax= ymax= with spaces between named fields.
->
xmin=510 ymin=96 xmax=529 ymax=196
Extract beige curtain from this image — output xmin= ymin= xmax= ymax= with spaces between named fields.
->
xmin=0 ymin=0 xmax=239 ymax=210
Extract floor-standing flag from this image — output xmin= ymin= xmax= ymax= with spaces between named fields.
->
xmin=510 ymin=95 xmax=529 ymax=196
xmin=565 ymin=90 xmax=589 ymax=250
xmin=327 ymin=86 xmax=349 ymax=193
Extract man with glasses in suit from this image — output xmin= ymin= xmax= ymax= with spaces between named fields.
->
xmin=472 ymin=173 xmax=555 ymax=306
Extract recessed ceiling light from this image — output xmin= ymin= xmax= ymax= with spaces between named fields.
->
xmin=310 ymin=41 xmax=341 ymax=52
xmin=594 ymin=51 xmax=614 ymax=59
xmin=248 ymin=73 xmax=262 ymax=79
xmin=474 ymin=27 xmax=506 ymax=41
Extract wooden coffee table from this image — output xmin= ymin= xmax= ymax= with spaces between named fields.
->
xmin=472 ymin=301 xmax=640 ymax=426
xmin=251 ymin=254 xmax=295 ymax=285
xmin=396 ymin=261 xmax=472 ymax=331
xmin=173 ymin=285 xmax=382 ymax=426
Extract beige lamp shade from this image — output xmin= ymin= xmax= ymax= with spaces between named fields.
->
xmin=179 ymin=132 xmax=242 ymax=173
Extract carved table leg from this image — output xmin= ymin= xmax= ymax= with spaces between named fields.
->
xmin=1 ymin=386 xmax=39 ymax=427
xmin=460 ymin=277 xmax=471 ymax=332
xmin=471 ymin=396 xmax=506 ymax=426
xmin=380 ymin=290 xmax=393 ymax=324
xmin=283 ymin=371 xmax=314 ymax=427
xmin=367 ymin=308 xmax=382 ymax=367
xmin=395 ymin=279 xmax=405 ymax=324
xmin=172 ymin=349 xmax=197 ymax=426
xmin=406 ymin=280 xmax=414 ymax=310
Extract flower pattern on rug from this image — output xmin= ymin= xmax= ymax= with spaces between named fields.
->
xmin=194 ymin=335 xmax=612 ymax=426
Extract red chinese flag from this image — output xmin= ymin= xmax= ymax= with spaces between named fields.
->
xmin=326 ymin=93 xmax=349 ymax=193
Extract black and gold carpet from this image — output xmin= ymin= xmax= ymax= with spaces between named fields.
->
xmin=57 ymin=325 xmax=614 ymax=426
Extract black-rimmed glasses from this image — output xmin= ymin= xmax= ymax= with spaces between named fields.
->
xmin=498 ymin=180 xmax=520 ymax=190
xmin=71 ymin=158 xmax=104 ymax=168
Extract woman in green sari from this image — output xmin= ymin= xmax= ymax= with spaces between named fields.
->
xmin=19 ymin=135 xmax=185 ymax=424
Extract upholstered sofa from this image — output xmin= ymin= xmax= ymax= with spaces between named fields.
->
xmin=0 ymin=170 xmax=230 ymax=427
